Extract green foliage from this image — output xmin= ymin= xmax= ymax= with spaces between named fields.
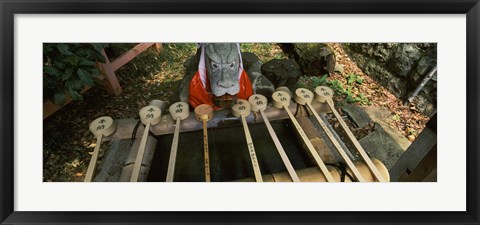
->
xmin=44 ymin=43 xmax=108 ymax=105
xmin=346 ymin=73 xmax=364 ymax=85
xmin=327 ymin=79 xmax=345 ymax=94
xmin=328 ymin=73 xmax=370 ymax=105
xmin=297 ymin=72 xmax=371 ymax=105
xmin=298 ymin=73 xmax=371 ymax=105
xmin=354 ymin=93 xmax=370 ymax=105
xmin=310 ymin=74 xmax=329 ymax=87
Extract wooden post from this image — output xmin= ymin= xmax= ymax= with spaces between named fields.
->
xmin=99 ymin=49 xmax=122 ymax=96
xmin=110 ymin=43 xmax=155 ymax=71
xmin=154 ymin=43 xmax=163 ymax=52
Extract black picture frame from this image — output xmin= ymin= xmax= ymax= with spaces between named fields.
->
xmin=1 ymin=0 xmax=479 ymax=224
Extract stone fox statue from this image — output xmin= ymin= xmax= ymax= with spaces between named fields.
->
xmin=180 ymin=43 xmax=274 ymax=109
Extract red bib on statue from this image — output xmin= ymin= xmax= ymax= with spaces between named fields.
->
xmin=188 ymin=70 xmax=253 ymax=109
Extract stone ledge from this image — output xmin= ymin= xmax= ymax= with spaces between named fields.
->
xmin=341 ymin=104 xmax=411 ymax=170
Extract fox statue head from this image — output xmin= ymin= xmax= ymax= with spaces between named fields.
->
xmin=204 ymin=43 xmax=241 ymax=108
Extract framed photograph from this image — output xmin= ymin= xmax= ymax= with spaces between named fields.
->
xmin=1 ymin=0 xmax=478 ymax=224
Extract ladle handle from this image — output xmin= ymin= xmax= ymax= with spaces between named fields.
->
xmin=306 ymin=102 xmax=366 ymax=182
xmin=260 ymin=110 xmax=300 ymax=182
xmin=130 ymin=122 xmax=151 ymax=182
xmin=166 ymin=118 xmax=181 ymax=182
xmin=241 ymin=116 xmax=263 ymax=182
xmin=84 ymin=135 xmax=103 ymax=182
xmin=202 ymin=119 xmax=211 ymax=182
xmin=326 ymin=99 xmax=386 ymax=182
xmin=283 ymin=106 xmax=335 ymax=182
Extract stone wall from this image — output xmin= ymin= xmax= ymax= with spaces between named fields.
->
xmin=343 ymin=43 xmax=437 ymax=116
xmin=279 ymin=43 xmax=336 ymax=76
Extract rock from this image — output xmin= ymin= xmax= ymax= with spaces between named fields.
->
xmin=386 ymin=77 xmax=408 ymax=98
xmin=364 ymin=60 xmax=391 ymax=81
xmin=179 ymin=73 xmax=194 ymax=103
xmin=362 ymin=61 xmax=409 ymax=98
xmin=372 ymin=44 xmax=396 ymax=62
xmin=277 ymin=43 xmax=296 ymax=58
xmin=359 ymin=123 xmax=408 ymax=170
xmin=251 ymin=75 xmax=275 ymax=97
xmin=334 ymin=63 xmax=345 ymax=74
xmin=261 ymin=59 xmax=302 ymax=89
xmin=387 ymin=44 xmax=422 ymax=77
xmin=361 ymin=106 xmax=394 ymax=125
xmin=344 ymin=43 xmax=437 ymax=116
xmin=342 ymin=104 xmax=412 ymax=159
xmin=420 ymin=83 xmax=435 ymax=95
xmin=362 ymin=106 xmax=412 ymax=150
xmin=417 ymin=43 xmax=435 ymax=50
xmin=348 ymin=43 xmax=396 ymax=60
xmin=278 ymin=43 xmax=336 ymax=76
xmin=431 ymin=73 xmax=437 ymax=82
xmin=347 ymin=52 xmax=367 ymax=68
xmin=412 ymin=56 xmax=437 ymax=97
xmin=415 ymin=56 xmax=436 ymax=76
xmin=341 ymin=104 xmax=412 ymax=168
xmin=348 ymin=104 xmax=411 ymax=171
xmin=242 ymin=52 xmax=262 ymax=73
xmin=241 ymin=52 xmax=264 ymax=82
xmin=183 ymin=50 xmax=200 ymax=75
xmin=341 ymin=104 xmax=372 ymax=128
xmin=241 ymin=52 xmax=276 ymax=97
xmin=411 ymin=56 xmax=436 ymax=85
xmin=413 ymin=95 xmax=436 ymax=117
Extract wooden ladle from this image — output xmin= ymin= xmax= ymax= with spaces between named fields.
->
xmin=272 ymin=90 xmax=335 ymax=182
xmin=248 ymin=94 xmax=300 ymax=182
xmin=130 ymin=105 xmax=162 ymax=182
xmin=194 ymin=104 xmax=214 ymax=182
xmin=85 ymin=116 xmax=117 ymax=182
xmin=232 ymin=99 xmax=263 ymax=182
xmin=294 ymin=88 xmax=366 ymax=182
xmin=166 ymin=102 xmax=190 ymax=182
xmin=314 ymin=86 xmax=386 ymax=182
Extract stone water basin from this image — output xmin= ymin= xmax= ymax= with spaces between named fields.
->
xmin=148 ymin=120 xmax=313 ymax=182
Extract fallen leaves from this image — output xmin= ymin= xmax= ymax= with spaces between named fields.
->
xmin=328 ymin=43 xmax=429 ymax=140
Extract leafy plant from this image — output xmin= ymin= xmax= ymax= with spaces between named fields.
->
xmin=311 ymin=74 xmax=328 ymax=87
xmin=43 ymin=43 xmax=108 ymax=105
xmin=336 ymin=74 xmax=370 ymax=105
xmin=355 ymin=93 xmax=371 ymax=105
xmin=326 ymin=79 xmax=345 ymax=94
xmin=344 ymin=86 xmax=355 ymax=103
xmin=346 ymin=73 xmax=364 ymax=85
xmin=323 ymin=75 xmax=370 ymax=105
